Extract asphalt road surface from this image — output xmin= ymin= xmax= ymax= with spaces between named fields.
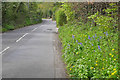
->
xmin=1 ymin=19 xmax=66 ymax=78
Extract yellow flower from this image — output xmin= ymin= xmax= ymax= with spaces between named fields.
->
xmin=73 ymin=66 xmax=75 ymax=68
xmin=113 ymin=69 xmax=116 ymax=71
xmin=109 ymin=53 xmax=112 ymax=55
xmin=112 ymin=49 xmax=115 ymax=51
xmin=70 ymin=68 xmax=72 ymax=71
xmin=103 ymin=59 xmax=105 ymax=61
xmin=114 ymin=71 xmax=117 ymax=73
xmin=91 ymin=67 xmax=94 ymax=69
xmin=111 ymin=72 xmax=115 ymax=75
xmin=96 ymin=61 xmax=98 ymax=62
xmin=96 ymin=64 xmax=98 ymax=66
xmin=112 ymin=55 xmax=114 ymax=57
xmin=114 ymin=59 xmax=116 ymax=61
xmin=76 ymin=52 xmax=79 ymax=54
xmin=102 ymin=68 xmax=104 ymax=70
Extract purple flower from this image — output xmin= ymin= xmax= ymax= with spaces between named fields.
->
xmin=104 ymin=32 xmax=105 ymax=34
xmin=88 ymin=36 xmax=91 ymax=40
xmin=106 ymin=32 xmax=108 ymax=36
xmin=78 ymin=43 xmax=82 ymax=45
xmin=98 ymin=39 xmax=99 ymax=41
xmin=94 ymin=50 xmax=95 ymax=52
xmin=72 ymin=35 xmax=75 ymax=38
xmin=68 ymin=44 xmax=70 ymax=46
xmin=93 ymin=36 xmax=95 ymax=38
xmin=100 ymin=36 xmax=102 ymax=39
xmin=95 ymin=34 xmax=97 ymax=37
xmin=92 ymin=44 xmax=93 ymax=46
xmin=98 ymin=45 xmax=101 ymax=50
xmin=76 ymin=40 xmax=78 ymax=42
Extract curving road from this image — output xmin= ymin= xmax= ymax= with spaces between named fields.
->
xmin=2 ymin=19 xmax=66 ymax=78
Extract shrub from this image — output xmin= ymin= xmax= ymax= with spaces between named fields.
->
xmin=2 ymin=28 xmax=8 ymax=32
xmin=5 ymin=24 xmax=14 ymax=30
xmin=55 ymin=8 xmax=67 ymax=26
xmin=61 ymin=3 xmax=75 ymax=22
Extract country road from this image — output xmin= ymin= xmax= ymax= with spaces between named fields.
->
xmin=2 ymin=19 xmax=66 ymax=78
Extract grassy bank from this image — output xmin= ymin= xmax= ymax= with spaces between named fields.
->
xmin=58 ymin=21 xmax=118 ymax=78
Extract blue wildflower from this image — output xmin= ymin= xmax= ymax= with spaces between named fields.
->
xmin=88 ymin=36 xmax=91 ymax=40
xmin=106 ymin=32 xmax=108 ymax=36
xmin=98 ymin=39 xmax=99 ymax=41
xmin=76 ymin=40 xmax=78 ymax=42
xmin=100 ymin=36 xmax=102 ymax=39
xmin=104 ymin=32 xmax=105 ymax=34
xmin=72 ymin=35 xmax=75 ymax=38
xmin=92 ymin=44 xmax=93 ymax=46
xmin=78 ymin=43 xmax=82 ymax=45
xmin=95 ymin=34 xmax=97 ymax=37
xmin=93 ymin=36 xmax=95 ymax=38
xmin=68 ymin=44 xmax=70 ymax=46
xmin=98 ymin=45 xmax=101 ymax=50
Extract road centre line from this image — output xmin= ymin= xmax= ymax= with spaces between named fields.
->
xmin=32 ymin=28 xmax=37 ymax=32
xmin=16 ymin=33 xmax=29 ymax=42
xmin=0 ymin=46 xmax=10 ymax=55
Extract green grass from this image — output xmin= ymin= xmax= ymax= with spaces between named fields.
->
xmin=58 ymin=21 xmax=118 ymax=78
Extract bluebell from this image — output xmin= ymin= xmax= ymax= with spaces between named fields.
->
xmin=88 ymin=36 xmax=91 ymax=40
xmin=92 ymin=44 xmax=93 ymax=46
xmin=95 ymin=34 xmax=97 ymax=37
xmin=76 ymin=40 xmax=78 ymax=42
xmin=106 ymin=32 xmax=108 ymax=36
xmin=78 ymin=43 xmax=82 ymax=45
xmin=72 ymin=35 xmax=75 ymax=38
xmin=98 ymin=45 xmax=101 ymax=50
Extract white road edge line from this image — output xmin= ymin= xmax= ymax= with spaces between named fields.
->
xmin=16 ymin=33 xmax=29 ymax=42
xmin=32 ymin=28 xmax=37 ymax=32
xmin=0 ymin=47 xmax=10 ymax=55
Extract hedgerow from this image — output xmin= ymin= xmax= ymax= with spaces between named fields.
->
xmin=58 ymin=3 xmax=119 ymax=79
xmin=55 ymin=8 xmax=67 ymax=26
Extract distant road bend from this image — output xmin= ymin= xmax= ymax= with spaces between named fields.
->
xmin=2 ymin=19 xmax=66 ymax=78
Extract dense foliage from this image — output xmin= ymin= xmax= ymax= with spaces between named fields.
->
xmin=55 ymin=8 xmax=67 ymax=26
xmin=57 ymin=2 xmax=119 ymax=79
xmin=39 ymin=2 xmax=54 ymax=18
xmin=2 ymin=2 xmax=42 ymax=32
